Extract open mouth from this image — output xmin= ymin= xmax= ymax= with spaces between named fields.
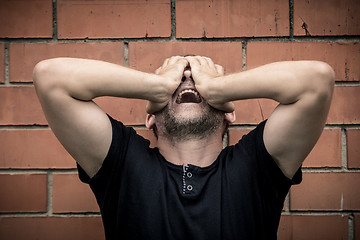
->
xmin=176 ymin=89 xmax=202 ymax=104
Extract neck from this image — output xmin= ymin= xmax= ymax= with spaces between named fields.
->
xmin=157 ymin=131 xmax=224 ymax=167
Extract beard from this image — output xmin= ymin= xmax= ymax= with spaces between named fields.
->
xmin=155 ymin=103 xmax=225 ymax=143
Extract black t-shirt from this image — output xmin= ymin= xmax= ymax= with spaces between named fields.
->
xmin=78 ymin=115 xmax=302 ymax=240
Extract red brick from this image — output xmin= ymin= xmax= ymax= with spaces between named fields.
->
xmin=303 ymin=129 xmax=342 ymax=168
xmin=0 ymin=129 xmax=74 ymax=169
xmin=247 ymin=41 xmax=360 ymax=81
xmin=328 ymin=86 xmax=360 ymax=124
xmin=0 ymin=86 xmax=47 ymax=125
xmin=0 ymin=216 xmax=104 ymax=240
xmin=0 ymin=43 xmax=4 ymax=83
xmin=278 ymin=215 xmax=348 ymax=240
xmin=294 ymin=0 xmax=360 ymax=36
xmin=233 ymin=98 xmax=278 ymax=124
xmin=355 ymin=215 xmax=360 ymax=240
xmin=0 ymin=0 xmax=52 ymax=38
xmin=129 ymin=41 xmax=243 ymax=74
xmin=94 ymin=97 xmax=147 ymax=125
xmin=228 ymin=128 xmax=252 ymax=146
xmin=0 ymin=174 xmax=47 ymax=213
xmin=52 ymin=174 xmax=99 ymax=213
xmin=290 ymin=172 xmax=360 ymax=210
xmin=9 ymin=42 xmax=124 ymax=82
xmin=347 ymin=129 xmax=360 ymax=168
xmin=230 ymin=127 xmax=341 ymax=168
xmin=136 ymin=129 xmax=157 ymax=148
xmin=0 ymin=87 xmax=147 ymax=126
xmin=57 ymin=0 xmax=170 ymax=39
xmin=176 ymin=0 xmax=289 ymax=38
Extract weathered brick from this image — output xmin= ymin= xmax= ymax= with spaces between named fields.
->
xmin=0 ymin=129 xmax=74 ymax=169
xmin=176 ymin=0 xmax=289 ymax=38
xmin=0 ymin=86 xmax=47 ymax=125
xmin=57 ymin=0 xmax=170 ymax=39
xmin=303 ymin=129 xmax=342 ymax=168
xmin=52 ymin=174 xmax=99 ymax=213
xmin=278 ymin=215 xmax=348 ymax=240
xmin=0 ymin=0 xmax=52 ymax=38
xmin=328 ymin=86 xmax=360 ymax=124
xmin=0 ymin=43 xmax=4 ymax=83
xmin=347 ymin=129 xmax=360 ymax=169
xmin=294 ymin=0 xmax=360 ymax=36
xmin=0 ymin=87 xmax=147 ymax=126
xmin=129 ymin=41 xmax=243 ymax=74
xmin=0 ymin=174 xmax=47 ymax=213
xmin=247 ymin=41 xmax=360 ymax=81
xmin=355 ymin=214 xmax=360 ymax=240
xmin=94 ymin=97 xmax=147 ymax=125
xmin=233 ymin=98 xmax=278 ymax=125
xmin=0 ymin=216 xmax=104 ymax=240
xmin=290 ymin=172 xmax=360 ymax=210
xmin=9 ymin=42 xmax=124 ymax=82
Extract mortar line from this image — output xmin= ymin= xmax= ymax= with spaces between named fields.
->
xmin=342 ymin=128 xmax=348 ymax=170
xmin=47 ymin=172 xmax=53 ymax=216
xmin=52 ymin=0 xmax=58 ymax=40
xmin=289 ymin=0 xmax=294 ymax=38
xmin=4 ymin=42 xmax=9 ymax=85
xmin=1 ymin=36 xmax=358 ymax=44
xmin=0 ymin=212 xmax=101 ymax=217
xmin=170 ymin=0 xmax=176 ymax=40
xmin=285 ymin=192 xmax=290 ymax=212
xmin=281 ymin=211 xmax=360 ymax=216
xmin=124 ymin=42 xmax=129 ymax=67
xmin=0 ymin=169 xmax=78 ymax=174
xmin=242 ymin=41 xmax=247 ymax=70
xmin=349 ymin=214 xmax=354 ymax=240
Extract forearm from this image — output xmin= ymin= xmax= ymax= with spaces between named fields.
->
xmin=33 ymin=58 xmax=164 ymax=102
xmin=212 ymin=61 xmax=334 ymax=105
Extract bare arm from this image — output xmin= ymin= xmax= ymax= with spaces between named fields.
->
xmin=187 ymin=57 xmax=335 ymax=178
xmin=33 ymin=57 xmax=187 ymax=177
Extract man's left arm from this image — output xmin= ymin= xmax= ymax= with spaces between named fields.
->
xmin=187 ymin=57 xmax=335 ymax=179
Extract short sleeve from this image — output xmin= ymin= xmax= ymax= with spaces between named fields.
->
xmin=239 ymin=120 xmax=302 ymax=194
xmin=77 ymin=114 xmax=137 ymax=205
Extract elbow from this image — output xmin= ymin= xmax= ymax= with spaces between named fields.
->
xmin=310 ymin=61 xmax=335 ymax=101
xmin=33 ymin=58 xmax=63 ymax=93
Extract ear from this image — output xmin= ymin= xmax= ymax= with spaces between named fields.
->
xmin=225 ymin=111 xmax=236 ymax=124
xmin=145 ymin=114 xmax=156 ymax=129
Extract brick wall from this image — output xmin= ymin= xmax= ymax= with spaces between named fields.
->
xmin=0 ymin=0 xmax=359 ymax=239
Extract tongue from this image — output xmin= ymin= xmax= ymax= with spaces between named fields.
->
xmin=179 ymin=92 xmax=201 ymax=103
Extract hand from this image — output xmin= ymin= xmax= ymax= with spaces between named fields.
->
xmin=185 ymin=56 xmax=234 ymax=112
xmin=146 ymin=56 xmax=188 ymax=114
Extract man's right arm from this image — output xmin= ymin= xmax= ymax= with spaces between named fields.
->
xmin=33 ymin=57 xmax=186 ymax=178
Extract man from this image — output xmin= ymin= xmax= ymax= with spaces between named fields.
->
xmin=33 ymin=56 xmax=334 ymax=239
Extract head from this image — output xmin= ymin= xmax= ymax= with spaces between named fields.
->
xmin=146 ymin=66 xmax=235 ymax=144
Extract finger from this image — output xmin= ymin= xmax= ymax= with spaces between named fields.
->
xmin=215 ymin=64 xmax=224 ymax=75
xmin=204 ymin=57 xmax=216 ymax=69
xmin=168 ymin=56 xmax=183 ymax=65
xmin=155 ymin=67 xmax=161 ymax=75
xmin=161 ymin=58 xmax=170 ymax=69
xmin=195 ymin=56 xmax=208 ymax=66
xmin=185 ymin=56 xmax=200 ymax=68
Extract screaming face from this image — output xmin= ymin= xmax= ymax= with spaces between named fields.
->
xmin=155 ymin=75 xmax=226 ymax=143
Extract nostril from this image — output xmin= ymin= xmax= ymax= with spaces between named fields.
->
xmin=181 ymin=76 xmax=186 ymax=82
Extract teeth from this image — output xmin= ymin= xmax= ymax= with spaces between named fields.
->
xmin=176 ymin=89 xmax=201 ymax=103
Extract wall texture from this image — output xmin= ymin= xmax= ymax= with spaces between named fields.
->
xmin=0 ymin=0 xmax=359 ymax=239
